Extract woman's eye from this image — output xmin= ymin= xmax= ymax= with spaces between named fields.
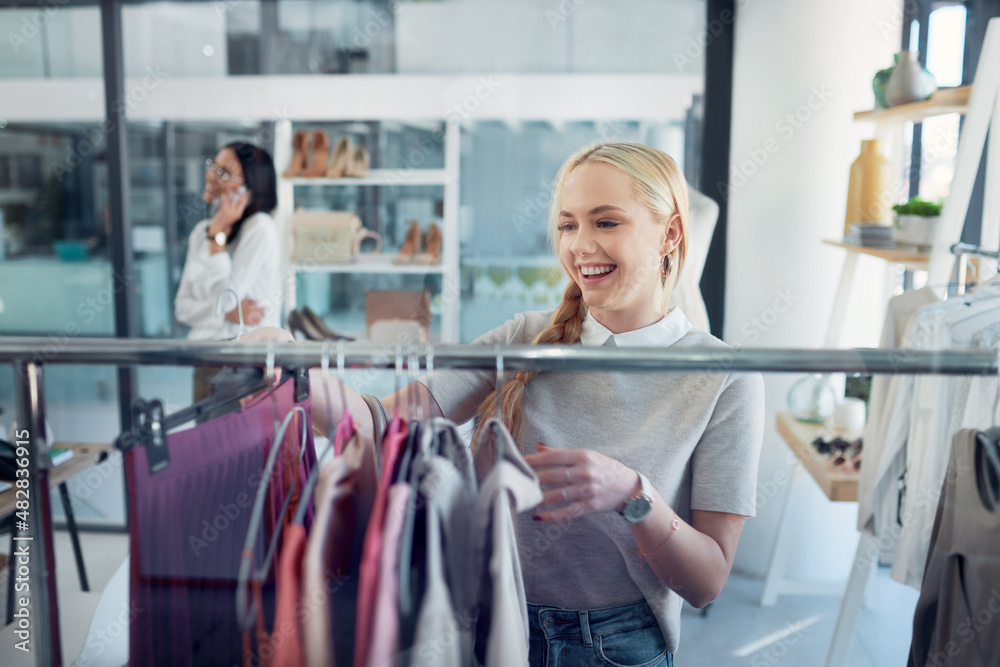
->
xmin=597 ymin=220 xmax=619 ymax=228
xmin=557 ymin=223 xmax=576 ymax=232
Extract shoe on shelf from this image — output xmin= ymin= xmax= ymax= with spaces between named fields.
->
xmin=327 ymin=136 xmax=353 ymax=178
xmin=345 ymin=144 xmax=370 ymax=178
xmin=302 ymin=129 xmax=330 ymax=178
xmin=282 ymin=130 xmax=309 ymax=178
xmin=301 ymin=306 xmax=354 ymax=341
xmin=413 ymin=222 xmax=441 ymax=265
xmin=392 ymin=220 xmax=422 ymax=264
xmin=287 ymin=308 xmax=324 ymax=340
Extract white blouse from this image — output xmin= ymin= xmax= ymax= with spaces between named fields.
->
xmin=174 ymin=212 xmax=282 ymax=340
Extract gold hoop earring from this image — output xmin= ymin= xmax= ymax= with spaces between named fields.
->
xmin=660 ymin=254 xmax=673 ymax=278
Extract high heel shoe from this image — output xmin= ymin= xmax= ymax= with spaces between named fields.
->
xmin=301 ymin=306 xmax=354 ymax=340
xmin=345 ymin=144 xmax=370 ymax=178
xmin=413 ymin=222 xmax=441 ymax=265
xmin=326 ymin=136 xmax=352 ymax=178
xmin=303 ymin=129 xmax=330 ymax=178
xmin=287 ymin=307 xmax=355 ymax=341
xmin=282 ymin=130 xmax=309 ymax=178
xmin=392 ymin=221 xmax=422 ymax=264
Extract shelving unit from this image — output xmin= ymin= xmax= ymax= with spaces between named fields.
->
xmin=273 ymin=119 xmax=461 ymax=342
xmin=823 ymin=88 xmax=969 ymax=348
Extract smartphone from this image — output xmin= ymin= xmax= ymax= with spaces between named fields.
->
xmin=211 ymin=185 xmax=251 ymax=211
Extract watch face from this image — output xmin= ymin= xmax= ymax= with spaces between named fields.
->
xmin=214 ymin=231 xmax=227 ymax=246
xmin=624 ymin=497 xmax=652 ymax=523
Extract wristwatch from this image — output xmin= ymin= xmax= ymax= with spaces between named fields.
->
xmin=618 ymin=472 xmax=653 ymax=524
xmin=207 ymin=227 xmax=227 ymax=247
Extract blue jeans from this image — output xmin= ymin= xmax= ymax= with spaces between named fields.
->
xmin=527 ymin=600 xmax=673 ymax=667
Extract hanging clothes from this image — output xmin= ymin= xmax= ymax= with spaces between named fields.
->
xmin=472 ymin=418 xmax=543 ymax=667
xmin=353 ymin=414 xmax=407 ymax=667
xmin=908 ymin=430 xmax=1000 ymax=666
xmin=301 ymin=427 xmax=377 ymax=667
xmin=126 ymin=380 xmax=315 ymax=667
xmin=893 ymin=280 xmax=1000 ymax=587
xmin=408 ymin=419 xmax=479 ymax=667
xmin=366 ymin=482 xmax=413 ymax=667
xmin=858 ymin=286 xmax=939 ymax=536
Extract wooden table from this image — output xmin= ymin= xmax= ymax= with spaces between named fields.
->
xmin=760 ymin=413 xmax=862 ymax=608
xmin=774 ymin=411 xmax=859 ymax=502
xmin=0 ymin=442 xmax=112 ymax=516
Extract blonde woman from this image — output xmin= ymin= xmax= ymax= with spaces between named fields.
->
xmin=310 ymin=143 xmax=764 ymax=666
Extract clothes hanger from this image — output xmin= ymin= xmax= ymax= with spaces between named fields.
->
xmin=291 ymin=339 xmax=349 ymax=527
xmin=234 ymin=342 xmax=307 ymax=630
xmin=235 ymin=404 xmax=307 ymax=630
xmin=216 ymin=287 xmax=245 ymax=340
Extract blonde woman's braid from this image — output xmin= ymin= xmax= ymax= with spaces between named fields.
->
xmin=471 ymin=281 xmax=585 ymax=451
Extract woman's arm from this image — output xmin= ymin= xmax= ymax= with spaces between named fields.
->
xmin=308 ymin=370 xmax=444 ymax=447
xmin=527 ymin=447 xmax=741 ymax=608
xmin=630 ymin=493 xmax=744 ymax=609
xmin=175 ymin=223 xmax=220 ymax=327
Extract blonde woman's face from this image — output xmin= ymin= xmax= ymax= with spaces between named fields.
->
xmin=557 ymin=161 xmax=674 ymax=332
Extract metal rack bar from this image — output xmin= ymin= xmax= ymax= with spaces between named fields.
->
xmin=951 ymin=241 xmax=1000 ymax=260
xmin=0 ymin=337 xmax=997 ymax=375
xmin=5 ymin=335 xmax=999 ymax=665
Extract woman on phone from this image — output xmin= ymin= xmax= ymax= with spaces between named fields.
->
xmin=174 ymin=141 xmax=280 ymax=400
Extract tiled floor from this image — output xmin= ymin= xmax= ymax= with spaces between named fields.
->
xmin=0 ymin=529 xmax=920 ymax=666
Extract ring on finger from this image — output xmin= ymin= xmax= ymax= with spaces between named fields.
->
xmin=564 ymin=468 xmax=571 ymax=482
xmin=561 ymin=488 xmax=568 ymax=502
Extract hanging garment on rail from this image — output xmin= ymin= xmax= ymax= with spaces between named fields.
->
xmin=353 ymin=414 xmax=407 ymax=667
xmin=126 ymin=380 xmax=315 ymax=667
xmin=472 ymin=418 xmax=543 ymax=667
xmin=409 ymin=419 xmax=479 ymax=667
xmin=301 ymin=428 xmax=377 ymax=667
xmin=859 ymin=286 xmax=938 ymax=536
xmin=366 ymin=482 xmax=412 ymax=667
xmin=893 ymin=279 xmax=1000 ymax=588
xmin=908 ymin=429 xmax=1000 ymax=666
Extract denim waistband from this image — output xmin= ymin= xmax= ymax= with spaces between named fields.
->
xmin=528 ymin=599 xmax=658 ymax=644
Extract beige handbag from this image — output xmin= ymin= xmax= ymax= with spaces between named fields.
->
xmin=290 ymin=209 xmax=382 ymax=264
xmin=365 ymin=290 xmax=431 ymax=342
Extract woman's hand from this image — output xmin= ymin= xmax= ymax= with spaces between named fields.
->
xmin=208 ymin=188 xmax=251 ymax=238
xmin=524 ymin=444 xmax=641 ymax=522
xmin=225 ymin=298 xmax=265 ymax=326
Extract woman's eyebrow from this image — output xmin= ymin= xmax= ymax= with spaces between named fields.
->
xmin=560 ymin=205 xmax=627 ymax=217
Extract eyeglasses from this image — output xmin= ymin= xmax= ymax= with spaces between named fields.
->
xmin=205 ymin=158 xmax=244 ymax=183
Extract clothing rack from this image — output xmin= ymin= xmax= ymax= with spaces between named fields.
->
xmin=3 ymin=337 xmax=999 ymax=667
xmin=951 ymin=242 xmax=1000 ymax=295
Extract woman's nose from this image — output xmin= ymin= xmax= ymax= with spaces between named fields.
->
xmin=571 ymin=227 xmax=597 ymax=254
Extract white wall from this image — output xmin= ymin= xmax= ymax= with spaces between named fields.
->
xmin=726 ymin=0 xmax=903 ymax=580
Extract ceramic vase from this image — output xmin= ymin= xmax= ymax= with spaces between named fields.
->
xmin=872 ymin=55 xmax=898 ymax=109
xmin=885 ymin=51 xmax=937 ymax=107
xmin=845 ymin=139 xmax=892 ymax=235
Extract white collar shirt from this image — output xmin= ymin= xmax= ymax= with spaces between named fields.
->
xmin=580 ymin=307 xmax=693 ymax=348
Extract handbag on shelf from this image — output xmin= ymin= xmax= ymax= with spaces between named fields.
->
xmin=289 ymin=209 xmax=382 ymax=264
xmin=365 ymin=290 xmax=431 ymax=343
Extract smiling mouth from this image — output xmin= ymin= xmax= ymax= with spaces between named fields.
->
xmin=579 ymin=264 xmax=617 ymax=281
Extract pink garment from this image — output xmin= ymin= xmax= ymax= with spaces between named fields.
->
xmin=270 ymin=524 xmax=308 ymax=667
xmin=302 ymin=413 xmax=356 ymax=667
xmin=353 ymin=416 xmax=408 ymax=667
xmin=366 ymin=483 xmax=413 ymax=667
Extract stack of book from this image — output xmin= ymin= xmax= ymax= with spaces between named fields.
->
xmin=846 ymin=224 xmax=895 ymax=248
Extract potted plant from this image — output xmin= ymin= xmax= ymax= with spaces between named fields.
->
xmin=892 ymin=197 xmax=943 ymax=248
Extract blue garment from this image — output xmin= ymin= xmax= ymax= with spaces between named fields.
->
xmin=527 ymin=600 xmax=673 ymax=667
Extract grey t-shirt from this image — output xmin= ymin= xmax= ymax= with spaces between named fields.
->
xmin=421 ymin=309 xmax=765 ymax=653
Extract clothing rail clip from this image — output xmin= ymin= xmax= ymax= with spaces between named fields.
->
xmin=116 ymin=398 xmax=170 ymax=474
